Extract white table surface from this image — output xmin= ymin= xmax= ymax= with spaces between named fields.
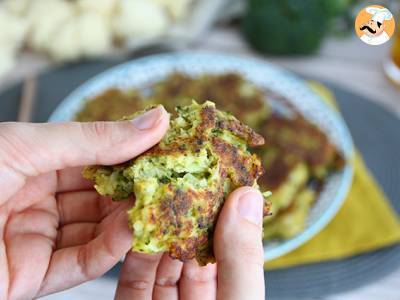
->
xmin=1 ymin=27 xmax=399 ymax=300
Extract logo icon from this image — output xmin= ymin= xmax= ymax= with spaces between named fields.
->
xmin=355 ymin=5 xmax=395 ymax=46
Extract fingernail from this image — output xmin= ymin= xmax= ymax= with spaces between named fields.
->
xmin=237 ymin=190 xmax=264 ymax=226
xmin=131 ymin=106 xmax=164 ymax=130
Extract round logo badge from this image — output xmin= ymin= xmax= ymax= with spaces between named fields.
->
xmin=355 ymin=5 xmax=395 ymax=46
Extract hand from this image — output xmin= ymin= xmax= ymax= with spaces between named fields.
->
xmin=114 ymin=187 xmax=265 ymax=300
xmin=0 ymin=106 xmax=169 ymax=300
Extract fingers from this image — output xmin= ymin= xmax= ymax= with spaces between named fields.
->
xmin=153 ymin=254 xmax=183 ymax=300
xmin=57 ymin=190 xmax=124 ymax=225
xmin=0 ymin=106 xmax=169 ymax=190
xmin=115 ymin=251 xmax=162 ymax=300
xmin=214 ymin=187 xmax=265 ymax=300
xmin=56 ymin=200 xmax=130 ymax=249
xmin=179 ymin=260 xmax=217 ymax=300
xmin=2 ymin=172 xmax=56 ymax=213
xmin=56 ymin=167 xmax=93 ymax=193
xmin=4 ymin=196 xmax=58 ymax=299
xmin=37 ymin=209 xmax=132 ymax=297
xmin=56 ymin=223 xmax=97 ymax=249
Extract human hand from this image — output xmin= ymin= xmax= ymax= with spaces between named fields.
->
xmin=0 ymin=106 xmax=169 ymax=300
xmin=114 ymin=186 xmax=265 ymax=300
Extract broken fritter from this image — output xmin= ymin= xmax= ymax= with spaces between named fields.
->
xmin=83 ymin=101 xmax=269 ymax=265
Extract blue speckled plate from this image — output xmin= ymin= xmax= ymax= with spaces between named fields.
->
xmin=48 ymin=52 xmax=354 ymax=261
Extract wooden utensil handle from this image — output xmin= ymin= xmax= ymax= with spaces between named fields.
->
xmin=18 ymin=76 xmax=37 ymax=122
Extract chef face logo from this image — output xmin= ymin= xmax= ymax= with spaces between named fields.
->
xmin=355 ymin=5 xmax=395 ymax=46
xmin=360 ymin=19 xmax=385 ymax=36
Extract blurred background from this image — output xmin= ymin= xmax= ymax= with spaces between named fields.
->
xmin=0 ymin=0 xmax=399 ymax=299
xmin=1 ymin=0 xmax=400 ymax=104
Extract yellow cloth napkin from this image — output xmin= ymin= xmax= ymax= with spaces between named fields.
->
xmin=265 ymin=82 xmax=400 ymax=270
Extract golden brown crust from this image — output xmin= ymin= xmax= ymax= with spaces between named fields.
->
xmin=150 ymin=104 xmax=265 ymax=264
xmin=198 ymin=104 xmax=217 ymax=134
xmin=83 ymin=101 xmax=268 ymax=265
xmin=262 ymin=115 xmax=343 ymax=169
xmin=160 ymin=189 xmax=193 ymax=220
xmin=259 ymin=114 xmax=344 ymax=191
xmin=212 ymin=137 xmax=264 ymax=187
xmin=75 ymin=89 xmax=144 ymax=121
xmin=258 ymin=152 xmax=299 ymax=190
xmin=152 ymin=72 xmax=271 ymax=128
xmin=216 ymin=118 xmax=265 ymax=147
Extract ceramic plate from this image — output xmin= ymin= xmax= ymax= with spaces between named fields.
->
xmin=49 ymin=52 xmax=354 ymax=261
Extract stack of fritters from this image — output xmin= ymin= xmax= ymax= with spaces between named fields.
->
xmin=76 ymin=71 xmax=345 ymax=242
xmin=150 ymin=72 xmax=271 ymax=129
xmin=259 ymin=115 xmax=344 ymax=239
xmin=75 ymin=73 xmax=270 ymax=128
xmin=83 ymin=101 xmax=268 ymax=265
xmin=75 ymin=89 xmax=144 ymax=122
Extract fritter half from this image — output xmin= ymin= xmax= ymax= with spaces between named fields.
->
xmin=83 ymin=101 xmax=269 ymax=265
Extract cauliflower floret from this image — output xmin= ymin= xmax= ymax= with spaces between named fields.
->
xmin=27 ymin=0 xmax=74 ymax=51
xmin=3 ymin=0 xmax=30 ymax=16
xmin=77 ymin=0 xmax=117 ymax=18
xmin=78 ymin=11 xmax=113 ymax=57
xmin=152 ymin=0 xmax=193 ymax=20
xmin=0 ymin=6 xmax=28 ymax=52
xmin=113 ymin=0 xmax=169 ymax=40
xmin=47 ymin=17 xmax=80 ymax=62
xmin=48 ymin=11 xmax=113 ymax=61
xmin=0 ymin=0 xmax=187 ymax=64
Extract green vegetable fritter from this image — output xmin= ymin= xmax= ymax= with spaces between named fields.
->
xmin=149 ymin=72 xmax=271 ymax=128
xmin=258 ymin=114 xmax=344 ymax=239
xmin=75 ymin=89 xmax=144 ymax=122
xmin=75 ymin=71 xmax=346 ymax=243
xmin=263 ymin=187 xmax=316 ymax=240
xmin=83 ymin=101 xmax=269 ymax=265
xmin=261 ymin=115 xmax=344 ymax=180
xmin=73 ymin=72 xmax=271 ymax=129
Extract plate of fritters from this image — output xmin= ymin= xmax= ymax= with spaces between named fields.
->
xmin=50 ymin=52 xmax=354 ymax=261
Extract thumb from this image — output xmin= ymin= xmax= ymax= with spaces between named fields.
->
xmin=0 ymin=106 xmax=169 ymax=200
xmin=214 ymin=186 xmax=265 ymax=300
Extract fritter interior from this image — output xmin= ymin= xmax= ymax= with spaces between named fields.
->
xmin=83 ymin=101 xmax=268 ymax=265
